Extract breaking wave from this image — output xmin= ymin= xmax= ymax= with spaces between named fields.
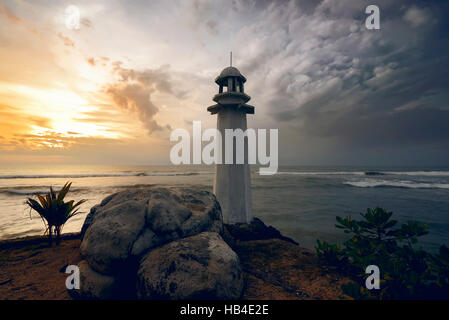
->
xmin=278 ymin=171 xmax=365 ymax=176
xmin=387 ymin=171 xmax=449 ymax=177
xmin=344 ymin=180 xmax=449 ymax=189
xmin=0 ymin=187 xmax=83 ymax=195
xmin=0 ymin=172 xmax=210 ymax=180
xmin=278 ymin=171 xmax=449 ymax=177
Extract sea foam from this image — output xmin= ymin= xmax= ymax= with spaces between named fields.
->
xmin=344 ymin=180 xmax=449 ymax=189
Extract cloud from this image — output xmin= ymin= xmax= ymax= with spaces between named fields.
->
xmin=228 ymin=0 xmax=449 ymax=159
xmin=1 ymin=0 xmax=448 ymax=165
xmin=0 ymin=3 xmax=41 ymax=36
xmin=81 ymin=18 xmax=93 ymax=28
xmin=104 ymin=64 xmax=182 ymax=134
xmin=107 ymin=83 xmax=163 ymax=133
xmin=0 ymin=103 xmax=54 ymax=149
xmin=57 ymin=32 xmax=75 ymax=47
xmin=184 ymin=0 xmax=221 ymax=35
xmin=14 ymin=131 xmax=77 ymax=149
xmin=404 ymin=7 xmax=432 ymax=27
xmin=86 ymin=57 xmax=95 ymax=66
xmin=0 ymin=3 xmax=21 ymax=24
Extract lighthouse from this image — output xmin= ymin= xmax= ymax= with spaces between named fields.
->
xmin=207 ymin=59 xmax=254 ymax=224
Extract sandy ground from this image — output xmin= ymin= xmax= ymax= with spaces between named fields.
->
xmin=0 ymin=235 xmax=81 ymax=300
xmin=0 ymin=235 xmax=350 ymax=300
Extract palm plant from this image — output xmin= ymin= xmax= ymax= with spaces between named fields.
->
xmin=26 ymin=182 xmax=86 ymax=246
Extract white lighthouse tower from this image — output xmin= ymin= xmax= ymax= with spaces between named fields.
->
xmin=207 ymin=58 xmax=254 ymax=224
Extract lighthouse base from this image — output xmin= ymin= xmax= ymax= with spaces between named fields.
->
xmin=214 ymin=163 xmax=253 ymax=224
xmin=213 ymin=107 xmax=253 ymax=224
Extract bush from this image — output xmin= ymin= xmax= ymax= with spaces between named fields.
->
xmin=316 ymin=207 xmax=449 ymax=299
xmin=26 ymin=182 xmax=86 ymax=246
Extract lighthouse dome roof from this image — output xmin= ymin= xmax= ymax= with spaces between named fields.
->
xmin=215 ymin=66 xmax=247 ymax=84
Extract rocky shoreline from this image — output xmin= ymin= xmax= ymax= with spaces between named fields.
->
xmin=0 ymin=228 xmax=350 ymax=300
xmin=0 ymin=187 xmax=351 ymax=300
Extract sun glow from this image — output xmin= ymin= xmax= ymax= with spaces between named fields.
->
xmin=0 ymin=81 xmax=126 ymax=149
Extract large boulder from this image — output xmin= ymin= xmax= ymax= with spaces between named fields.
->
xmin=80 ymin=187 xmax=222 ymax=275
xmin=77 ymin=187 xmax=243 ymax=300
xmin=77 ymin=260 xmax=117 ymax=299
xmin=137 ymin=232 xmax=243 ymax=300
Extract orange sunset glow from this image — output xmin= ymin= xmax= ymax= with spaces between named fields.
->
xmin=0 ymin=1 xmax=223 ymax=165
xmin=1 ymin=0 xmax=448 ymax=166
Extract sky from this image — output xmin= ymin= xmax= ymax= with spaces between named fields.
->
xmin=0 ymin=0 xmax=448 ymax=167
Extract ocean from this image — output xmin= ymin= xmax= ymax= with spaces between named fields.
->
xmin=1 ymin=164 xmax=448 ymax=252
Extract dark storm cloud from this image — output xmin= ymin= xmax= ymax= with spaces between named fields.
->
xmin=231 ymin=0 xmax=449 ymax=162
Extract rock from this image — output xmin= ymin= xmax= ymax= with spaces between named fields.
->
xmin=76 ymin=187 xmax=241 ymax=299
xmin=137 ymin=232 xmax=243 ymax=300
xmin=80 ymin=198 xmax=147 ymax=274
xmin=80 ymin=187 xmax=222 ymax=275
xmin=130 ymin=229 xmax=161 ymax=257
xmin=80 ymin=205 xmax=99 ymax=240
xmin=221 ymin=222 xmax=237 ymax=248
xmin=77 ymin=260 xmax=117 ymax=299
xmin=224 ymin=217 xmax=298 ymax=245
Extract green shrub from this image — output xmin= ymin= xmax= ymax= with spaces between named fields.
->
xmin=26 ymin=182 xmax=86 ymax=246
xmin=316 ymin=207 xmax=449 ymax=299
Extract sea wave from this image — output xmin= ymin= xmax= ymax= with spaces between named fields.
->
xmin=0 ymin=188 xmax=83 ymax=195
xmin=387 ymin=171 xmax=449 ymax=177
xmin=278 ymin=171 xmax=365 ymax=176
xmin=0 ymin=172 xmax=210 ymax=180
xmin=344 ymin=180 xmax=449 ymax=189
xmin=1 ymin=170 xmax=447 ymax=180
xmin=278 ymin=171 xmax=449 ymax=177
